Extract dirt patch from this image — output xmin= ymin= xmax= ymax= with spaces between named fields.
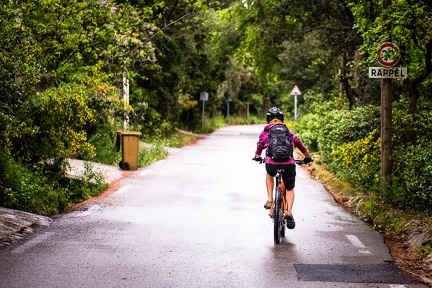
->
xmin=385 ymin=235 xmax=432 ymax=286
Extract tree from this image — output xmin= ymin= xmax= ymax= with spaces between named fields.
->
xmin=351 ymin=0 xmax=432 ymax=114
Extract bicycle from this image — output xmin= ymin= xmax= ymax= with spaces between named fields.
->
xmin=253 ymin=157 xmax=305 ymax=244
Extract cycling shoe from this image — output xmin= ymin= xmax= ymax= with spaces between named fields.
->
xmin=284 ymin=212 xmax=295 ymax=229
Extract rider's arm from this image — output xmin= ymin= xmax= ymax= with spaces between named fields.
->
xmin=303 ymin=150 xmax=311 ymax=159
xmin=292 ymin=133 xmax=312 ymax=161
xmin=255 ymin=130 xmax=268 ymax=157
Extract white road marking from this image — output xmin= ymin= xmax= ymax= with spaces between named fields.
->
xmin=346 ymin=234 xmax=372 ymax=254
xmin=389 ymin=285 xmax=407 ymax=288
xmin=11 ymin=232 xmax=54 ymax=254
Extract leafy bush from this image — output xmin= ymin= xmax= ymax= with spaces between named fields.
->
xmin=81 ymin=129 xmax=121 ymax=166
xmin=0 ymin=153 xmax=107 ymax=215
xmin=292 ymin=112 xmax=321 ymax=151
xmin=298 ymin=101 xmax=432 ymax=215
xmin=330 ymin=129 xmax=381 ymax=188
xmin=389 ymin=109 xmax=432 ymax=214
xmin=138 ymin=144 xmax=169 ymax=167
xmin=316 ymin=104 xmax=381 ymax=162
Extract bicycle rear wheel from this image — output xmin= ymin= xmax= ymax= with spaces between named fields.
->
xmin=273 ymin=187 xmax=284 ymax=244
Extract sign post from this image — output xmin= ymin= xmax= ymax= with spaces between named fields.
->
xmin=368 ymin=41 xmax=406 ymax=184
xmin=200 ymin=92 xmax=209 ymax=134
xmin=123 ymin=76 xmax=129 ymax=128
xmin=227 ymin=98 xmax=232 ymax=118
xmin=290 ymin=85 xmax=301 ymax=121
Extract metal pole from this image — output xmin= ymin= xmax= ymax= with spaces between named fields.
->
xmin=227 ymin=100 xmax=229 ymax=118
xmin=294 ymin=94 xmax=298 ymax=122
xmin=201 ymin=100 xmax=205 ymax=134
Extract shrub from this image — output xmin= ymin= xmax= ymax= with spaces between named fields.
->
xmin=298 ymin=101 xmax=432 ymax=214
xmin=389 ymin=109 xmax=432 ymax=214
xmin=0 ymin=153 xmax=107 ymax=215
xmin=330 ymin=129 xmax=381 ymax=189
xmin=81 ymin=129 xmax=121 ymax=166
xmin=316 ymin=104 xmax=381 ymax=162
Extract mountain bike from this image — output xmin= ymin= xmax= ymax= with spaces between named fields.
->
xmin=253 ymin=158 xmax=305 ymax=244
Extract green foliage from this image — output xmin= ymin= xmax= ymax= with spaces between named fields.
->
xmin=297 ymin=99 xmax=432 ymax=214
xmin=0 ymin=152 xmax=107 ymax=215
xmin=351 ymin=0 xmax=432 ymax=70
xmin=81 ymin=128 xmax=121 ymax=166
xmin=389 ymin=109 xmax=432 ymax=214
xmin=18 ymin=0 xmax=156 ymax=79
xmin=298 ymin=103 xmax=383 ymax=190
xmin=161 ymin=133 xmax=198 ymax=148
xmin=27 ymin=83 xmax=96 ymax=161
xmin=138 ymin=144 xmax=169 ymax=167
xmin=331 ymin=129 xmax=381 ymax=188
xmin=292 ymin=112 xmax=321 ymax=152
xmin=316 ymin=105 xmax=381 ymax=163
xmin=417 ymin=245 xmax=432 ymax=258
xmin=202 ymin=115 xmax=227 ymax=133
xmin=65 ymin=162 xmax=108 ymax=205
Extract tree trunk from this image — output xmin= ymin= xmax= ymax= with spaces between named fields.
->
xmin=404 ymin=39 xmax=432 ymax=114
xmin=339 ymin=51 xmax=357 ymax=108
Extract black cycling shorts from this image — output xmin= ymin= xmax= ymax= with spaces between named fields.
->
xmin=265 ymin=163 xmax=296 ymax=191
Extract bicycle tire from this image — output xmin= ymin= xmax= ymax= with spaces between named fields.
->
xmin=273 ymin=187 xmax=283 ymax=244
xmin=280 ymin=186 xmax=286 ymax=238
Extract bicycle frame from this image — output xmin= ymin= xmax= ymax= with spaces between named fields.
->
xmin=269 ymin=170 xmax=286 ymax=218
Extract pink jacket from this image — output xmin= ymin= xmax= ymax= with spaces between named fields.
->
xmin=255 ymin=122 xmax=308 ymax=165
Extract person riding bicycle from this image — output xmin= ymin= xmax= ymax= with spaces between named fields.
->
xmin=254 ymin=107 xmax=312 ymax=229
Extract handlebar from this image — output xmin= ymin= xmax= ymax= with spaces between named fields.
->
xmin=252 ymin=158 xmax=308 ymax=165
xmin=252 ymin=157 xmax=264 ymax=164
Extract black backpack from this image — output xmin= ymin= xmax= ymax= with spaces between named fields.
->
xmin=267 ymin=124 xmax=293 ymax=162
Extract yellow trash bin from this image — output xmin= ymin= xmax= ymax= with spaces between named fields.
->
xmin=115 ymin=131 xmax=142 ymax=170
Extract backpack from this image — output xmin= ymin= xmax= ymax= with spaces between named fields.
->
xmin=267 ymin=124 xmax=293 ymax=162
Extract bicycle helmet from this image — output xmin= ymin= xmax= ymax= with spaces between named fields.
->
xmin=266 ymin=107 xmax=284 ymax=123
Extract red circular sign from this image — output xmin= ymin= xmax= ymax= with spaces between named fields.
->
xmin=377 ymin=42 xmax=400 ymax=67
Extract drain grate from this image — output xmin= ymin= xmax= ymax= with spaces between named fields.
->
xmin=294 ymin=264 xmax=417 ymax=284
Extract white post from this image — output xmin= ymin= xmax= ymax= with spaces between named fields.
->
xmin=123 ymin=76 xmax=129 ymax=128
xmin=200 ymin=92 xmax=208 ymax=134
xmin=290 ymin=85 xmax=301 ymax=122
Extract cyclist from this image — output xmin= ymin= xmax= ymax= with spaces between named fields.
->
xmin=253 ymin=107 xmax=312 ymax=229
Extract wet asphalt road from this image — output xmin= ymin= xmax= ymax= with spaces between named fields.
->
xmin=0 ymin=125 xmax=427 ymax=288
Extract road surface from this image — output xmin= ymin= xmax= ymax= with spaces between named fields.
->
xmin=0 ymin=125 xmax=426 ymax=287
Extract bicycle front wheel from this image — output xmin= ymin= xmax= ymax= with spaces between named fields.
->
xmin=273 ymin=187 xmax=284 ymax=244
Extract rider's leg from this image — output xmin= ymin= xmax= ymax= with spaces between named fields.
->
xmin=285 ymin=189 xmax=296 ymax=229
xmin=266 ymin=173 xmax=274 ymax=203
xmin=286 ymin=189 xmax=295 ymax=214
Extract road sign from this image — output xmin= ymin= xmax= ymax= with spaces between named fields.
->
xmin=377 ymin=42 xmax=400 ymax=67
xmin=290 ymin=85 xmax=301 ymax=96
xmin=369 ymin=67 xmax=407 ymax=78
xmin=200 ymin=92 xmax=209 ymax=101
